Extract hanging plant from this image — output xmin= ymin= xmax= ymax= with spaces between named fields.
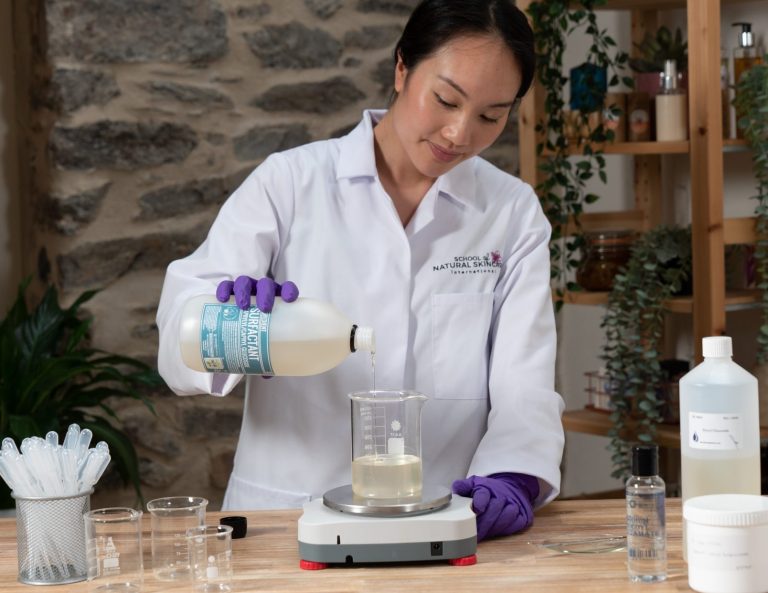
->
xmin=600 ymin=226 xmax=692 ymax=478
xmin=527 ymin=0 xmax=631 ymax=307
xmin=734 ymin=58 xmax=768 ymax=362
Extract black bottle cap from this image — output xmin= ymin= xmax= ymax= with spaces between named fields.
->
xmin=631 ymin=444 xmax=659 ymax=477
xmin=220 ymin=515 xmax=247 ymax=539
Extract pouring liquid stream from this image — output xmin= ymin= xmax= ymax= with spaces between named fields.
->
xmin=370 ymin=351 xmax=376 ymax=391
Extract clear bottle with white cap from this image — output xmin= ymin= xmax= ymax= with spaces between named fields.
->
xmin=179 ymin=296 xmax=375 ymax=376
xmin=679 ymin=336 xmax=761 ymax=557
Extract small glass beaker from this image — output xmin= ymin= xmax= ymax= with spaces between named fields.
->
xmin=187 ymin=525 xmax=233 ymax=593
xmin=349 ymin=390 xmax=428 ymax=499
xmin=146 ymin=496 xmax=207 ymax=581
xmin=84 ymin=507 xmax=143 ymax=592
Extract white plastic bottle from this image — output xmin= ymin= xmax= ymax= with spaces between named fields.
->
xmin=679 ymin=336 xmax=761 ymax=507
xmin=179 ymin=295 xmax=375 ymax=376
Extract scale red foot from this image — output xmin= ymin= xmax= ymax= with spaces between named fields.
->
xmin=299 ymin=559 xmax=328 ymax=570
xmin=449 ymin=554 xmax=477 ymax=566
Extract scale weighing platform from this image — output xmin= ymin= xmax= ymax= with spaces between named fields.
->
xmin=297 ymin=484 xmax=477 ymax=569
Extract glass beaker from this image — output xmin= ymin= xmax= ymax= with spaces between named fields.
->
xmin=187 ymin=525 xmax=233 ymax=593
xmin=349 ymin=390 xmax=428 ymax=499
xmin=84 ymin=507 xmax=143 ymax=592
xmin=146 ymin=496 xmax=207 ymax=581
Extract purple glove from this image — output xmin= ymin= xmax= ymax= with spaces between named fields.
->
xmin=216 ymin=276 xmax=299 ymax=312
xmin=452 ymin=472 xmax=539 ymax=541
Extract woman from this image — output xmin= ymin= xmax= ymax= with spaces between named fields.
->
xmin=157 ymin=0 xmax=564 ymax=541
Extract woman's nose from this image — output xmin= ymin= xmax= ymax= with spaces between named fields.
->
xmin=442 ymin=113 xmax=470 ymax=147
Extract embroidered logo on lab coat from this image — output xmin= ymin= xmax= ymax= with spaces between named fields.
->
xmin=432 ymin=251 xmax=502 ymax=275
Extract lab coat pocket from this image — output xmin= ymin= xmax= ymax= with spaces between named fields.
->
xmin=431 ymin=292 xmax=493 ymax=400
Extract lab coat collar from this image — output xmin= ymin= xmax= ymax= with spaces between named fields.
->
xmin=337 ymin=110 xmax=480 ymax=211
xmin=336 ymin=110 xmax=381 ymax=180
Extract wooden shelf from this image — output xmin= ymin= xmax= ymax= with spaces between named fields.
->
xmin=723 ymin=139 xmax=751 ymax=153
xmin=598 ymin=0 xmax=762 ymax=10
xmin=563 ymin=408 xmax=682 ymax=449
xmin=544 ymin=141 xmax=688 ymax=157
xmin=558 ymin=289 xmax=761 ymax=312
xmin=562 ymin=215 xmax=756 ymax=243
xmin=563 ymin=408 xmax=768 ymax=448
xmin=565 ymin=210 xmax=646 ymax=235
xmin=547 ymin=139 xmax=750 ymax=157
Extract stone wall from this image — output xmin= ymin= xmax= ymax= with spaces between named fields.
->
xmin=13 ymin=0 xmax=519 ymax=509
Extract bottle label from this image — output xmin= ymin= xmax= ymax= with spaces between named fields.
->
xmin=199 ymin=303 xmax=273 ymax=374
xmin=626 ymin=492 xmax=666 ymax=564
xmin=688 ymin=412 xmax=743 ymax=450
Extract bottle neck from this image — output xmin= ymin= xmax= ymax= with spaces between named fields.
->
xmin=661 ymin=60 xmax=679 ymax=94
xmin=351 ymin=326 xmax=375 ymax=353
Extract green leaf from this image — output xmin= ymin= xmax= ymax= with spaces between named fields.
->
xmin=8 ymin=415 xmax=41 ymax=441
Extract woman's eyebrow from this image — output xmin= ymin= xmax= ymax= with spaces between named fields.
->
xmin=437 ymin=75 xmax=515 ymax=108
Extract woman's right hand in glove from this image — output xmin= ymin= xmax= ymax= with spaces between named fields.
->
xmin=216 ymin=276 xmax=299 ymax=312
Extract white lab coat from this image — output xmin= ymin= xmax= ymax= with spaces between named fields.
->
xmin=157 ymin=110 xmax=565 ymax=510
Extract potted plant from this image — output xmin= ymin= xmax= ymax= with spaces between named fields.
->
xmin=734 ymin=57 xmax=768 ymax=425
xmin=629 ymin=26 xmax=688 ymax=98
xmin=601 ymin=225 xmax=692 ymax=478
xmin=527 ymin=0 xmax=631 ymax=305
xmin=0 ymin=280 xmax=160 ymax=507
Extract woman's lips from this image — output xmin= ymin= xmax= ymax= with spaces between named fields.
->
xmin=428 ymin=141 xmax=461 ymax=163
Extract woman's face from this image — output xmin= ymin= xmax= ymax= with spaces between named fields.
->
xmin=391 ymin=34 xmax=522 ymax=180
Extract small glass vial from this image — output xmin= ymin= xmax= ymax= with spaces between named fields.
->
xmin=626 ymin=444 xmax=667 ymax=583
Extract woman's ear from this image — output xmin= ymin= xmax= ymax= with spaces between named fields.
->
xmin=394 ymin=52 xmax=408 ymax=94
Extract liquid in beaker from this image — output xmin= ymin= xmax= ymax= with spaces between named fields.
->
xmin=351 ymin=454 xmax=422 ymax=498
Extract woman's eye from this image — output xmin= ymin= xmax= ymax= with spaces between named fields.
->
xmin=481 ymin=115 xmax=500 ymax=124
xmin=434 ymin=93 xmax=456 ymax=108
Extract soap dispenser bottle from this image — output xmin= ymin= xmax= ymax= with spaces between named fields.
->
xmin=733 ymin=22 xmax=763 ymax=138
xmin=655 ymin=59 xmax=687 ymax=141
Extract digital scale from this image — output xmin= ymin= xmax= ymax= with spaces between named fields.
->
xmin=297 ymin=484 xmax=477 ymax=569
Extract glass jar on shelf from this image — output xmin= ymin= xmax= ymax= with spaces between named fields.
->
xmin=576 ymin=230 xmax=635 ymax=291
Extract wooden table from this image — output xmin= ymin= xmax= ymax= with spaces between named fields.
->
xmin=0 ymin=499 xmax=695 ymax=592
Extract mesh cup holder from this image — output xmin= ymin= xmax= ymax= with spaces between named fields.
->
xmin=14 ymin=490 xmax=92 ymax=585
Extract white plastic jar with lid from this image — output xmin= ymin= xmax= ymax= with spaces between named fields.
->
xmin=684 ymin=494 xmax=768 ymax=593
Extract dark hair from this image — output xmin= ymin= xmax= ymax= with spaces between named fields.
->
xmin=393 ymin=0 xmax=535 ymax=100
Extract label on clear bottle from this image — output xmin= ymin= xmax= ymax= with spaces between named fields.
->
xmin=688 ymin=412 xmax=743 ymax=450
xmin=199 ymin=303 xmax=273 ymax=374
xmin=626 ymin=490 xmax=667 ymax=578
